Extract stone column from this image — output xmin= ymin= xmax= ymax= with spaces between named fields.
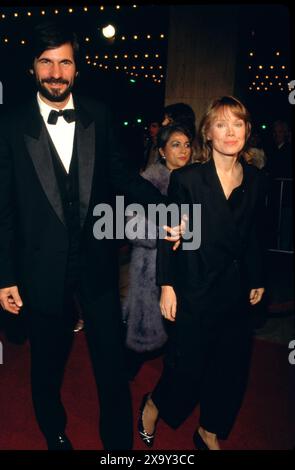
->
xmin=165 ymin=5 xmax=239 ymax=125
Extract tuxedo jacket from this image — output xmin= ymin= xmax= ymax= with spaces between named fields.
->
xmin=157 ymin=158 xmax=265 ymax=316
xmin=0 ymin=96 xmax=164 ymax=315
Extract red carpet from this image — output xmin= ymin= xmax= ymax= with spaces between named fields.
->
xmin=0 ymin=332 xmax=294 ymax=450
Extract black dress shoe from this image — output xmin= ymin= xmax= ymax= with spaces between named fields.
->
xmin=46 ymin=433 xmax=73 ymax=450
xmin=138 ymin=393 xmax=156 ymax=448
xmin=193 ymin=429 xmax=209 ymax=450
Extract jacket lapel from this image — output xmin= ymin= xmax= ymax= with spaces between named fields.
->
xmin=24 ymin=100 xmax=66 ymax=226
xmin=74 ymin=99 xmax=96 ymax=228
xmin=24 ymin=97 xmax=96 ymax=229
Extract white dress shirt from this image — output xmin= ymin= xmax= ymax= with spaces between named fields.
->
xmin=37 ymin=92 xmax=76 ymax=173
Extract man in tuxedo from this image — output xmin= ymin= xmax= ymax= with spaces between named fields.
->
xmin=0 ymin=21 xmax=174 ymax=450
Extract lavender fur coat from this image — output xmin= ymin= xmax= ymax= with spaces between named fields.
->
xmin=122 ymin=161 xmax=171 ymax=352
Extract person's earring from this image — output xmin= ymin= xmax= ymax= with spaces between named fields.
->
xmin=29 ymin=69 xmax=34 ymax=75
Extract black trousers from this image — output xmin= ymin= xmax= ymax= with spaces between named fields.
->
xmin=152 ymin=305 xmax=253 ymax=439
xmin=27 ymin=284 xmax=133 ymax=450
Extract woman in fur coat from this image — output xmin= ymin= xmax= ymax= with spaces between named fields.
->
xmin=123 ymin=124 xmax=192 ymax=355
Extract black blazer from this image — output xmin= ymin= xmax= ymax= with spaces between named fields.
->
xmin=0 ymin=96 xmax=165 ymax=315
xmin=157 ymin=158 xmax=265 ymax=315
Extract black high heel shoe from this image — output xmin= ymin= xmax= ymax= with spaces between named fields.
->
xmin=138 ymin=393 xmax=156 ymax=448
xmin=193 ymin=429 xmax=209 ymax=450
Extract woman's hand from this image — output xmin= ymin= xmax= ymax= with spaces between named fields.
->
xmin=249 ymin=287 xmax=265 ymax=305
xmin=0 ymin=286 xmax=23 ymax=314
xmin=160 ymin=285 xmax=177 ymax=322
xmin=164 ymin=214 xmax=188 ymax=251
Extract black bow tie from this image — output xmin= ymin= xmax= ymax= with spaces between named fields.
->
xmin=47 ymin=109 xmax=76 ymax=125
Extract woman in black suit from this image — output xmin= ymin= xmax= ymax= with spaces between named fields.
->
xmin=138 ymin=96 xmax=265 ymax=450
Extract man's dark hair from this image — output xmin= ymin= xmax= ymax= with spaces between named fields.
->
xmin=163 ymin=103 xmax=196 ymax=139
xmin=30 ymin=20 xmax=79 ymax=65
xmin=164 ymin=103 xmax=195 ymax=124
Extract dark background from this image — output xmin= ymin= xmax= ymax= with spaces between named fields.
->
xmin=0 ymin=4 xmax=293 ymax=156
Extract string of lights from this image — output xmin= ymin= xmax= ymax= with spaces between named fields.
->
xmin=0 ymin=34 xmax=165 ymax=44
xmin=86 ymin=60 xmax=164 ymax=84
xmin=87 ymin=60 xmax=164 ymax=83
xmin=0 ymin=5 xmax=138 ymax=19
xmin=247 ymin=50 xmax=290 ymax=92
xmin=84 ymin=53 xmax=162 ymax=59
